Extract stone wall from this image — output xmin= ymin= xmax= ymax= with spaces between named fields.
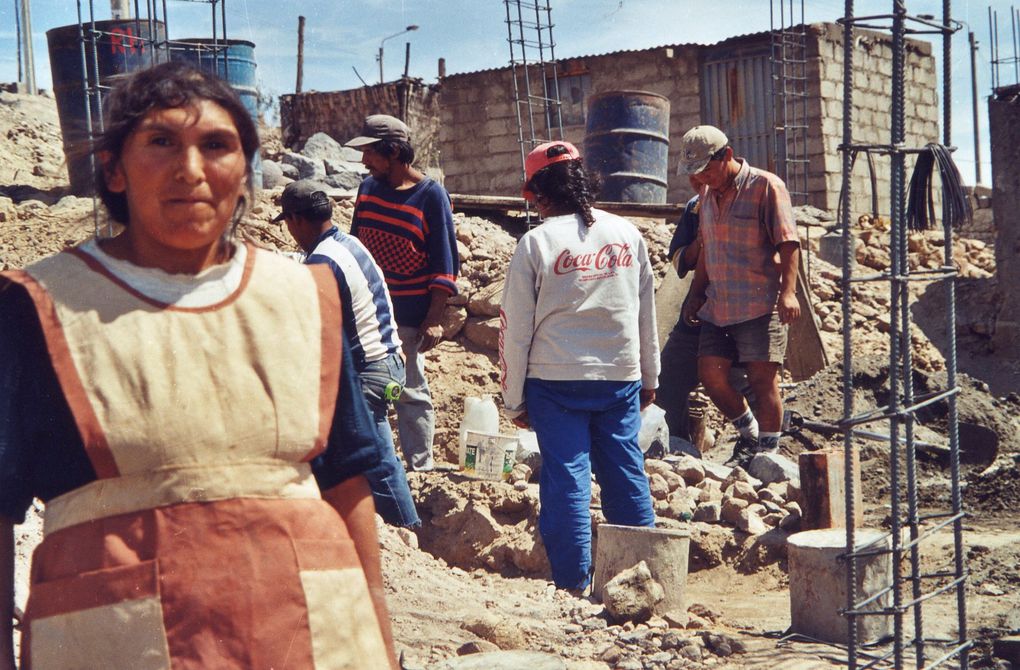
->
xmin=279 ymin=79 xmax=442 ymax=168
xmin=989 ymin=89 xmax=1020 ymax=356
xmin=439 ymin=46 xmax=701 ymax=203
xmin=806 ymin=23 xmax=940 ymax=217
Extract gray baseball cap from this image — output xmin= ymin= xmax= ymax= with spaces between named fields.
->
xmin=343 ymin=114 xmax=411 ymax=148
xmin=272 ymin=179 xmax=331 ymax=222
xmin=679 ymin=125 xmax=729 ymax=175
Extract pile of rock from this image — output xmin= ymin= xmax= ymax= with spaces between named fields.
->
xmin=261 ymin=131 xmax=367 ymax=191
xmin=640 ymin=454 xmax=802 ymax=536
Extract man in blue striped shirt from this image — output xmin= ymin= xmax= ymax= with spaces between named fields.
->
xmin=276 ymin=179 xmax=420 ymax=527
xmin=345 ymin=115 xmax=459 ymax=472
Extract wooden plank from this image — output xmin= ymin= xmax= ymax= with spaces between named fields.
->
xmin=785 ymin=254 xmax=829 ymax=382
xmin=798 ymin=448 xmax=863 ymax=531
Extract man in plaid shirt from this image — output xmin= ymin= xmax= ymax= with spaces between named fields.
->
xmin=679 ymin=125 xmax=801 ymax=468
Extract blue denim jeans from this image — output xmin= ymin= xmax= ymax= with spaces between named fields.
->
xmin=358 ymin=352 xmax=420 ymax=527
xmin=524 ymin=378 xmax=655 ymax=590
xmin=394 ymin=326 xmax=435 ymax=471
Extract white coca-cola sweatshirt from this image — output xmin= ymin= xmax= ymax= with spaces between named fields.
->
xmin=498 ymin=208 xmax=660 ymax=417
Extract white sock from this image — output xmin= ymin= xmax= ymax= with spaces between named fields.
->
xmin=731 ymin=408 xmax=759 ymax=441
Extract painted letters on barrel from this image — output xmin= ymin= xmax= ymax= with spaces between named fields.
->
xmin=584 ymin=91 xmax=671 ymax=204
xmin=47 ymin=20 xmax=166 ymax=194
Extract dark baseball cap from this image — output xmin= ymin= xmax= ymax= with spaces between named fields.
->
xmin=343 ymin=114 xmax=411 ymax=148
xmin=271 ymin=179 xmax=331 ymax=222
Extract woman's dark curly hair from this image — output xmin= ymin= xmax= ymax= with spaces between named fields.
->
xmin=525 ymin=157 xmax=601 ymax=226
xmin=91 ymin=61 xmax=260 ymax=225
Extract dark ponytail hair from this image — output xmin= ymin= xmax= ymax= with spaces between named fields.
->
xmin=526 ymin=159 xmax=601 ymax=226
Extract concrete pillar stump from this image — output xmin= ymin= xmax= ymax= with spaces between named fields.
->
xmin=788 ymin=528 xmax=892 ymax=644
xmin=592 ymin=524 xmax=690 ymax=615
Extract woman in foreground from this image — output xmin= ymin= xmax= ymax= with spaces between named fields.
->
xmin=0 ymin=62 xmax=397 ymax=669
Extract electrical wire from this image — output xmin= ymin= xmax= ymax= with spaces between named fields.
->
xmin=905 ymin=143 xmax=972 ymax=231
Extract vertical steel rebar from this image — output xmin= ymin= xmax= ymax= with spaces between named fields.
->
xmin=943 ymin=2 xmax=969 ymax=668
xmin=839 ymin=2 xmax=858 ymax=667
xmin=889 ymin=3 xmax=907 ymax=667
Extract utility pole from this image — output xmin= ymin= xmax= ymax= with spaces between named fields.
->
xmin=969 ymin=31 xmax=982 ymax=185
xmin=296 ymin=16 xmax=306 ymax=94
xmin=17 ymin=0 xmax=36 ymax=94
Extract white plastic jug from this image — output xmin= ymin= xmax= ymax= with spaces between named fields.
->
xmin=459 ymin=395 xmax=500 ymax=469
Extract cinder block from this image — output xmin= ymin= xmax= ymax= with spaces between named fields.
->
xmin=993 ymin=636 xmax=1020 ymax=665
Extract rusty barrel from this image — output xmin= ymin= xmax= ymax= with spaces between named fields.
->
xmin=584 ymin=90 xmax=671 ymax=204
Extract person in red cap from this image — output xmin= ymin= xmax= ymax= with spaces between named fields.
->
xmin=499 ymin=141 xmax=659 ymax=592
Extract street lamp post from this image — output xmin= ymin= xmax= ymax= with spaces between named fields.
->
xmin=378 ymin=25 xmax=419 ymax=84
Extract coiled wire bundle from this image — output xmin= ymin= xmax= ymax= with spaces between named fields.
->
xmin=905 ymin=143 xmax=972 ymax=231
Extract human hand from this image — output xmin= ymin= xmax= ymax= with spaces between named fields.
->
xmin=639 ymin=388 xmax=656 ymax=410
xmin=682 ymin=294 xmax=706 ymax=326
xmin=511 ymin=411 xmax=531 ymax=429
xmin=417 ymin=322 xmax=444 ymax=352
xmin=777 ymin=290 xmax=801 ymax=324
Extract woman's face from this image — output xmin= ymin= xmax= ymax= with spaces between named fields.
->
xmin=105 ymin=99 xmax=248 ymax=271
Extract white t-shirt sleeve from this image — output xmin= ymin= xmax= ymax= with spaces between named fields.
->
xmin=636 ymin=235 xmax=660 ymax=389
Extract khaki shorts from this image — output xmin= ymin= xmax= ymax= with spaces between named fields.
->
xmin=698 ymin=312 xmax=787 ymax=364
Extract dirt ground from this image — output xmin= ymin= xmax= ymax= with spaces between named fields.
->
xmin=3 ymin=90 xmax=1020 ymax=669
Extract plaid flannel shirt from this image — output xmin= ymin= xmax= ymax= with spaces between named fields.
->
xmin=697 ymin=159 xmax=799 ymax=327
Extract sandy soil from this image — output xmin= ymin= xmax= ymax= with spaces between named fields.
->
xmin=3 ymin=90 xmax=1020 ymax=669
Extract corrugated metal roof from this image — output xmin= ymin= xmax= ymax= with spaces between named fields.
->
xmin=442 ymin=27 xmax=780 ymax=81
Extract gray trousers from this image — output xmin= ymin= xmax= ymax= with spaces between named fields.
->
xmin=396 ymin=325 xmax=435 ymax=471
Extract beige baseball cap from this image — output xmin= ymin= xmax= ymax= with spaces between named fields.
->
xmin=679 ymin=125 xmax=729 ymax=175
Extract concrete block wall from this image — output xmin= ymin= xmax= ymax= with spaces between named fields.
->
xmin=440 ymin=46 xmax=701 ymax=203
xmin=989 ymin=92 xmax=1020 ymax=356
xmin=279 ymin=80 xmax=442 ymax=168
xmin=807 ymin=23 xmax=940 ymax=217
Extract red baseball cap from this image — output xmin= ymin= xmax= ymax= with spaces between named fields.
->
xmin=522 ymin=141 xmax=581 ymax=201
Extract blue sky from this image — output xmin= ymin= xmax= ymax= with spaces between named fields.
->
xmin=0 ymin=0 xmax=1012 ymax=185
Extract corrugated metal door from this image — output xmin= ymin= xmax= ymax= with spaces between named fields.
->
xmin=700 ymin=45 xmax=773 ymax=172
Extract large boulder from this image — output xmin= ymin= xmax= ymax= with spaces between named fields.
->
xmin=748 ymin=452 xmax=800 ymax=486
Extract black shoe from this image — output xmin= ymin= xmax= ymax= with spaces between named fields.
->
xmin=724 ymin=437 xmax=758 ymax=470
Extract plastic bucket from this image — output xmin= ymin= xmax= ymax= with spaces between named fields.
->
xmin=463 ymin=431 xmax=517 ymax=481
xmin=46 ymin=20 xmax=167 ymax=194
xmin=584 ymin=90 xmax=671 ymax=204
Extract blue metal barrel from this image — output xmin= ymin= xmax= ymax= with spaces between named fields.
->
xmin=584 ymin=91 xmax=671 ymax=204
xmin=169 ymin=39 xmax=261 ymax=189
xmin=47 ymin=20 xmax=167 ymax=194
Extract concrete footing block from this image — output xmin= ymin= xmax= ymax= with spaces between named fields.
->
xmin=593 ymin=524 xmax=690 ymax=615
xmin=788 ymin=528 xmax=892 ymax=644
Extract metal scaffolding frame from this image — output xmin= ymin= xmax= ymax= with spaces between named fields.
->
xmin=836 ymin=2 xmax=969 ymax=668
xmin=988 ymin=4 xmax=1020 ymax=90
xmin=70 ymin=0 xmax=229 ymax=236
xmin=503 ymin=0 xmax=564 ymax=223
xmin=770 ymin=0 xmax=809 ymax=207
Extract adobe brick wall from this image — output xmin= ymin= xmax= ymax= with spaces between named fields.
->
xmin=439 ymin=23 xmax=939 ymax=217
xmin=806 ymin=23 xmax=940 ymax=217
xmin=279 ymin=80 xmax=442 ymax=168
xmin=439 ymin=45 xmax=701 ymax=203
xmin=989 ymin=91 xmax=1020 ymax=356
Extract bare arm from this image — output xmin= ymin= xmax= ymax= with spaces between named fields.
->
xmin=776 ymin=241 xmax=801 ymax=324
xmin=1 ymin=517 xmax=15 ymax=670
xmin=417 ymin=288 xmax=450 ymax=353
xmin=321 ymin=476 xmax=398 ymax=670
xmin=682 ymin=234 xmax=710 ymax=326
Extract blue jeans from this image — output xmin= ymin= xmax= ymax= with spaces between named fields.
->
xmin=395 ymin=326 xmax=435 ymax=471
xmin=358 ymin=352 xmax=420 ymax=527
xmin=524 ymin=378 xmax=655 ymax=590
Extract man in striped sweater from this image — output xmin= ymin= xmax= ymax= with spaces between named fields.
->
xmin=345 ymin=116 xmax=459 ymax=472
